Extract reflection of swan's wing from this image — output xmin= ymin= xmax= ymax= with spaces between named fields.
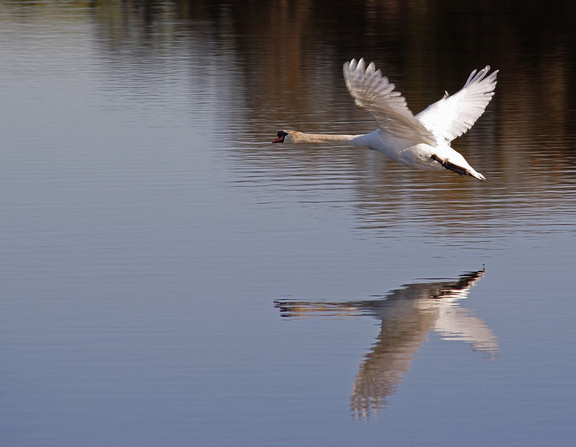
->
xmin=351 ymin=306 xmax=437 ymax=420
xmin=343 ymin=59 xmax=437 ymax=146
xmin=416 ymin=66 xmax=498 ymax=143
xmin=351 ymin=337 xmax=422 ymax=420
xmin=434 ymin=306 xmax=499 ymax=355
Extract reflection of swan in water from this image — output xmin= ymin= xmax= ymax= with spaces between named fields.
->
xmin=274 ymin=269 xmax=498 ymax=419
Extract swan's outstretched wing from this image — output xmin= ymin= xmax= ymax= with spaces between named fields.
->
xmin=343 ymin=59 xmax=437 ymax=146
xmin=434 ymin=307 xmax=499 ymax=355
xmin=416 ymin=66 xmax=498 ymax=143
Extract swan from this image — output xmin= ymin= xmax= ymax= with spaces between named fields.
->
xmin=272 ymin=59 xmax=498 ymax=181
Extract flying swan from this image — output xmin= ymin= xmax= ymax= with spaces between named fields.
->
xmin=272 ymin=59 xmax=498 ymax=181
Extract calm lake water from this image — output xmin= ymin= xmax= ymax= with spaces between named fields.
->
xmin=1 ymin=1 xmax=576 ymax=446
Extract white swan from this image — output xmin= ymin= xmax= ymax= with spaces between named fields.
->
xmin=272 ymin=59 xmax=498 ymax=181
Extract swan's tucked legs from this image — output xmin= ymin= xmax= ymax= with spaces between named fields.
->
xmin=431 ymin=154 xmax=467 ymax=177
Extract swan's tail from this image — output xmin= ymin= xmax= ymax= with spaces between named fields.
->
xmin=468 ymin=169 xmax=486 ymax=182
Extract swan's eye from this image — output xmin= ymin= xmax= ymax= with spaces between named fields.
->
xmin=277 ymin=131 xmax=285 ymax=137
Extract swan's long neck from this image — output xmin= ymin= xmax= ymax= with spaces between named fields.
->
xmin=289 ymin=130 xmax=363 ymax=145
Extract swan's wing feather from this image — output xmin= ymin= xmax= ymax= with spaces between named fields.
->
xmin=416 ymin=66 xmax=498 ymax=143
xmin=343 ymin=59 xmax=437 ymax=146
xmin=434 ymin=308 xmax=499 ymax=354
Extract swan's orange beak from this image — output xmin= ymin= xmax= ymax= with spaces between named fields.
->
xmin=272 ymin=130 xmax=288 ymax=143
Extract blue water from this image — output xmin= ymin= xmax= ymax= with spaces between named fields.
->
xmin=1 ymin=1 xmax=575 ymax=446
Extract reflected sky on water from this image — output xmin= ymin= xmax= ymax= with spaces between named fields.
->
xmin=0 ymin=1 xmax=575 ymax=446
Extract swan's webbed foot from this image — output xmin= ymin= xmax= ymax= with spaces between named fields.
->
xmin=431 ymin=154 xmax=467 ymax=177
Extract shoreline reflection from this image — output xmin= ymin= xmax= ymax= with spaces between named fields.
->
xmin=275 ymin=269 xmax=498 ymax=419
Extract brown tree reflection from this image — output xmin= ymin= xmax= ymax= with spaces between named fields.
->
xmin=275 ymin=269 xmax=498 ymax=419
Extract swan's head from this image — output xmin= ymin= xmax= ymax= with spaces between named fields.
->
xmin=272 ymin=130 xmax=291 ymax=143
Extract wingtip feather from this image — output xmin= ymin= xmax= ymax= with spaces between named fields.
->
xmin=465 ymin=65 xmax=499 ymax=88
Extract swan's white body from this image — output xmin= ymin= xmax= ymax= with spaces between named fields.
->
xmin=273 ymin=59 xmax=498 ymax=181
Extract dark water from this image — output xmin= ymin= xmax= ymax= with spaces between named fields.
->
xmin=1 ymin=1 xmax=575 ymax=446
